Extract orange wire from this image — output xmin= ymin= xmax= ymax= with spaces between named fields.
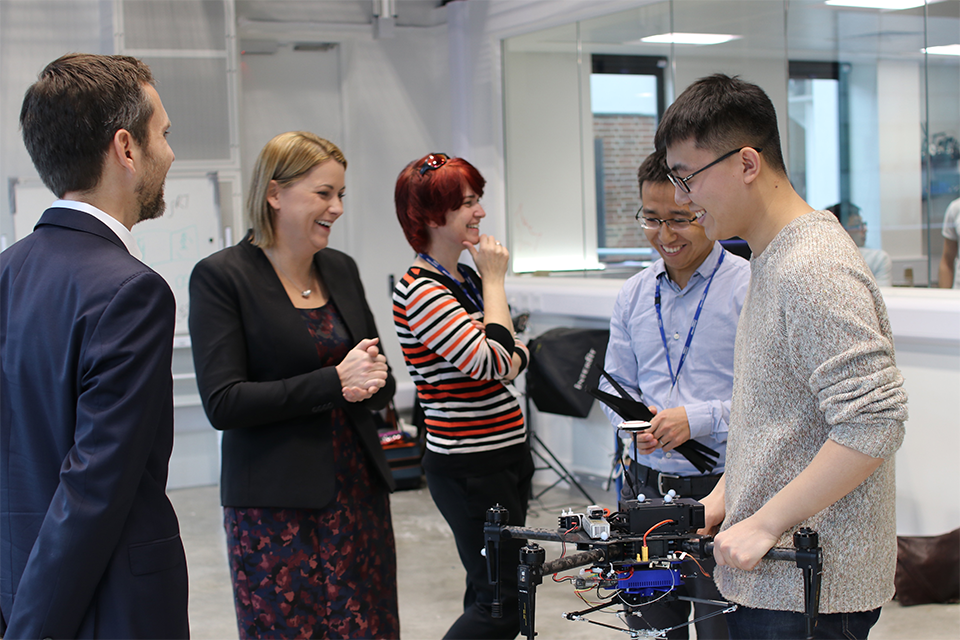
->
xmin=642 ymin=519 xmax=676 ymax=546
xmin=680 ymin=552 xmax=711 ymax=579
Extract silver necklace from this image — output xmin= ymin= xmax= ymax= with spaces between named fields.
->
xmin=267 ymin=254 xmax=314 ymax=298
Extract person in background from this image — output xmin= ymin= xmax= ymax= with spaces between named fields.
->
xmin=658 ymin=73 xmax=907 ymax=640
xmin=826 ymin=203 xmax=892 ymax=287
xmin=0 ymin=53 xmax=188 ymax=637
xmin=939 ymin=197 xmax=959 ymax=288
xmin=600 ymin=148 xmax=750 ymax=640
xmin=392 ymin=153 xmax=532 ymax=639
xmin=189 ymin=131 xmax=399 ymax=638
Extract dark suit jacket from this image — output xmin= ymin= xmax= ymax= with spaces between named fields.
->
xmin=0 ymin=207 xmax=189 ymax=638
xmin=188 ymin=234 xmax=395 ymax=509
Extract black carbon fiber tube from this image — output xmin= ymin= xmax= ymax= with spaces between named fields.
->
xmin=541 ymin=549 xmax=605 ymax=575
xmin=499 ymin=525 xmax=571 ymax=543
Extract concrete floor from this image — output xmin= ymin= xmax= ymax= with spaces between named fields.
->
xmin=170 ymin=481 xmax=960 ymax=639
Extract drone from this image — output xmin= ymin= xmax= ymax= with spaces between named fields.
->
xmin=483 ymin=495 xmax=823 ymax=639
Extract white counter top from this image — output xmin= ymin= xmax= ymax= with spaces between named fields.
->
xmin=507 ymin=275 xmax=960 ymax=345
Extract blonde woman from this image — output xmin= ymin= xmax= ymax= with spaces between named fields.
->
xmin=189 ymin=132 xmax=399 ymax=638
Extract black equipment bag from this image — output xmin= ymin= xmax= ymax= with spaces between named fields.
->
xmin=526 ymin=327 xmax=610 ymax=418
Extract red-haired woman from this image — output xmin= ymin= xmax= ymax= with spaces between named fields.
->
xmin=392 ymin=154 xmax=533 ymax=638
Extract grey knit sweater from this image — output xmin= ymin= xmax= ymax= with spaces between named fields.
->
xmin=717 ymin=211 xmax=907 ymax=613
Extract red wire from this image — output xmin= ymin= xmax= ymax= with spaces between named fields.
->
xmin=643 ymin=519 xmax=676 ymax=546
xmin=552 ymin=524 xmax=581 ymax=582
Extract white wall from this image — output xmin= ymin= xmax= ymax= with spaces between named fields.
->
xmin=239 ymin=44 xmax=345 ymax=222
xmin=0 ymin=0 xmax=107 ymax=246
xmin=890 ymin=341 xmax=960 ymax=533
xmin=848 ymin=61 xmax=883 ymax=250
xmin=503 ymin=51 xmax=592 ymax=272
xmin=878 ymin=60 xmax=924 ymax=258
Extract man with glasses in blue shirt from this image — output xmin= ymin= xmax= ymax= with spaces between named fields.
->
xmin=657 ymin=74 xmax=906 ymax=640
xmin=599 ymin=148 xmax=750 ymax=640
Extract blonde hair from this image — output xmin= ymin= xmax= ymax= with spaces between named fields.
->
xmin=247 ymin=131 xmax=347 ymax=247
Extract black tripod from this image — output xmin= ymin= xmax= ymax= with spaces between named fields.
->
xmin=525 ymin=394 xmax=595 ymax=504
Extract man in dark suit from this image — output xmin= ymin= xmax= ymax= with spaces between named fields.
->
xmin=0 ymin=53 xmax=189 ymax=637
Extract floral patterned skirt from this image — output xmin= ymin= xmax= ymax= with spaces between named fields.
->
xmin=224 ymin=414 xmax=399 ymax=639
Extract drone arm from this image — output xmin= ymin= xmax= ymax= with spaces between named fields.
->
xmin=685 ymin=530 xmax=822 ymax=640
xmin=541 ymin=549 xmax=605 ymax=575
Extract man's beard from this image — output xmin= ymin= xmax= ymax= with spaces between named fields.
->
xmin=136 ymin=150 xmax=167 ymax=223
xmin=137 ymin=182 xmax=166 ymax=223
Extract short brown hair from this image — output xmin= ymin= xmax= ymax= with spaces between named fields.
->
xmin=247 ymin=132 xmax=347 ymax=247
xmin=20 ymin=53 xmax=155 ymax=197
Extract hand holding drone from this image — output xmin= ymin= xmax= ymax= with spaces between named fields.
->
xmin=484 ymin=496 xmax=823 ymax=640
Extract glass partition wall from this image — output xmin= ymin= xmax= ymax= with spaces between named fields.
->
xmin=503 ymin=0 xmax=960 ymax=286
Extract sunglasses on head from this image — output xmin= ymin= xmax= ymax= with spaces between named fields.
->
xmin=419 ymin=153 xmax=450 ymax=175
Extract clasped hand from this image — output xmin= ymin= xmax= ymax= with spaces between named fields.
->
xmin=337 ymin=338 xmax=388 ymax=402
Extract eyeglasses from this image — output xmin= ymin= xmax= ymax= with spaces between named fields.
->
xmin=666 ymin=147 xmax=762 ymax=194
xmin=635 ymin=210 xmax=701 ymax=231
xmin=419 ymin=153 xmax=450 ymax=175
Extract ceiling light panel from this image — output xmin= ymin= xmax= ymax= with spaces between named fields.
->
xmin=825 ymin=1 xmax=926 ymax=10
xmin=636 ymin=32 xmax=741 ymax=45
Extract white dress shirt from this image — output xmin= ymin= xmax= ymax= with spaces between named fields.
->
xmin=51 ymin=199 xmax=143 ymax=261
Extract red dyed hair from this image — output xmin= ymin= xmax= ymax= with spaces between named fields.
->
xmin=394 ymin=154 xmax=486 ymax=253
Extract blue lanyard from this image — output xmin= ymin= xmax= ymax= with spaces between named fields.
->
xmin=655 ymin=250 xmax=725 ymax=388
xmin=418 ymin=253 xmax=485 ymax=312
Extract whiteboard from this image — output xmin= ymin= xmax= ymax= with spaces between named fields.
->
xmin=11 ymin=174 xmax=222 ymax=335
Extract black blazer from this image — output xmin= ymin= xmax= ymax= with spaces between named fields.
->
xmin=0 ymin=207 xmax=188 ymax=638
xmin=188 ymin=234 xmax=396 ymax=509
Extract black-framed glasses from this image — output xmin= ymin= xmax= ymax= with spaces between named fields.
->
xmin=419 ymin=153 xmax=450 ymax=175
xmin=635 ymin=210 xmax=701 ymax=231
xmin=667 ymin=147 xmax=762 ymax=194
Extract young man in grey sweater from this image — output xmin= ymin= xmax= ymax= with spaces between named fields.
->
xmin=654 ymin=74 xmax=907 ymax=639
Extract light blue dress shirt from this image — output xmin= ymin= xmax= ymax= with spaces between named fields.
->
xmin=600 ymin=242 xmax=751 ymax=476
